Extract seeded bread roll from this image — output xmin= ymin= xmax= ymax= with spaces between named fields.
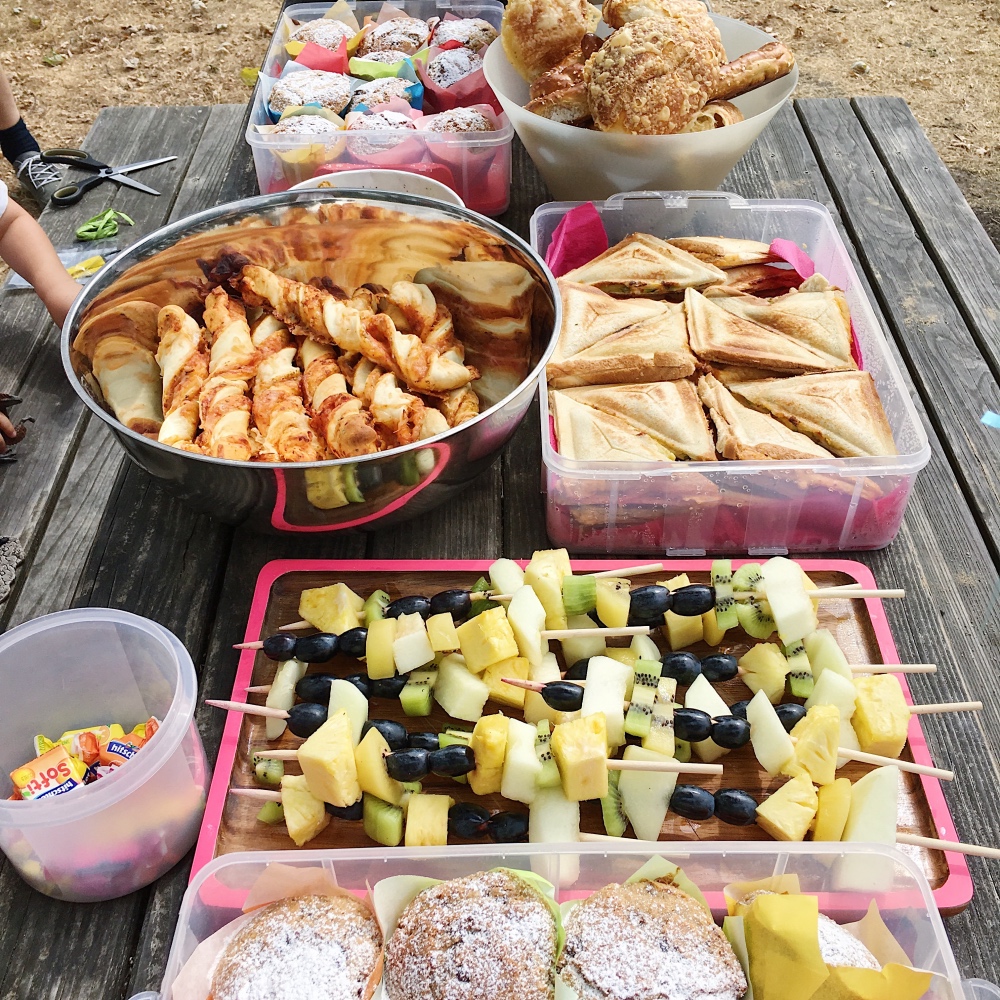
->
xmin=558 ymin=880 xmax=747 ymax=1000
xmin=210 ymin=894 xmax=382 ymax=1000
xmin=501 ymin=0 xmax=601 ymax=83
xmin=583 ymin=14 xmax=725 ymax=133
xmin=385 ymin=870 xmax=558 ymax=1000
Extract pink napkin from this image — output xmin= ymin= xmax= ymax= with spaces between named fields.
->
xmin=544 ymin=202 xmax=608 ymax=277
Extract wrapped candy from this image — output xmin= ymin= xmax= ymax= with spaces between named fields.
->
xmin=11 ymin=745 xmax=89 ymax=801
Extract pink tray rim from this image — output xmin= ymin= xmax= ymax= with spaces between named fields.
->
xmin=191 ymin=557 xmax=972 ymax=913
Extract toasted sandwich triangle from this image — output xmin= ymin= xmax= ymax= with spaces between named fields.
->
xmin=550 ymin=391 xmax=678 ymax=462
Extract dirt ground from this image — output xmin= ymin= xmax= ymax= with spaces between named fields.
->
xmin=0 ymin=0 xmax=997 ymax=242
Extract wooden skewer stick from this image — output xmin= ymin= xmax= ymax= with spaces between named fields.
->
xmin=254 ymin=746 xmax=723 ymax=776
xmin=206 ymin=699 xmax=289 ymax=719
xmin=847 ymin=663 xmax=937 ymax=674
xmin=909 ymin=700 xmax=982 ymax=715
xmin=786 ymin=736 xmax=954 ymax=781
xmin=542 ymin=625 xmax=650 ymax=639
xmin=733 ymin=588 xmax=905 ymax=602
xmin=231 ymin=787 xmax=282 ymax=802
xmin=276 ymin=620 xmax=310 ymax=631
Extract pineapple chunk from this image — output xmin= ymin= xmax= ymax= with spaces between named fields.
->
xmin=507 ymin=585 xmax=549 ymax=666
xmin=662 ymin=575 xmax=704 ymax=649
xmin=365 ymin=617 xmax=397 ymax=680
xmin=755 ymin=773 xmax=818 ymax=842
xmin=702 ymin=608 xmax=726 ymax=646
xmin=812 ymin=776 xmax=852 ymax=841
xmin=456 ymin=606 xmax=519 ymax=673
xmin=501 ymin=718 xmax=543 ymax=805
xmin=739 ymin=643 xmax=789 ymax=704
xmin=595 ymin=578 xmax=631 ymax=628
xmin=327 ymin=678 xmax=368 ymax=746
xmin=852 ymin=674 xmax=909 ymax=758
xmin=483 ymin=655 xmax=530 ymax=709
xmin=304 ymin=467 xmax=348 ymax=509
xmin=434 ymin=653 xmax=490 ymax=722
xmin=393 ymin=612 xmax=435 ymax=674
xmin=523 ymin=550 xmax=570 ymax=630
xmin=298 ymin=710 xmax=362 ymax=807
xmin=783 ymin=705 xmax=840 ymax=786
xmin=524 ymin=652 xmax=575 ymax=727
xmin=469 ymin=713 xmax=509 ymax=795
xmin=551 ymin=714 xmax=609 ymax=801
xmin=354 ymin=727 xmax=404 ymax=805
xmin=404 ymin=793 xmax=453 ymax=847
xmin=604 ymin=647 xmax=638 ymax=670
xmin=298 ymin=583 xmax=364 ymax=635
xmin=426 ymin=613 xmax=460 ymax=653
xmin=280 ymin=774 xmax=330 ymax=846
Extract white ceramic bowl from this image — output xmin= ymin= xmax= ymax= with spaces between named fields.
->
xmin=482 ymin=13 xmax=798 ymax=200
xmin=290 ymin=167 xmax=465 ymax=206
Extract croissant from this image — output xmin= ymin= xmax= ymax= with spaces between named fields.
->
xmin=155 ymin=305 xmax=208 ymax=451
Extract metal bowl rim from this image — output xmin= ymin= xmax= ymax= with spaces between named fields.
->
xmin=60 ymin=187 xmax=562 ymax=469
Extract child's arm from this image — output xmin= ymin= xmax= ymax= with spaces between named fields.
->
xmin=0 ymin=199 xmax=81 ymax=327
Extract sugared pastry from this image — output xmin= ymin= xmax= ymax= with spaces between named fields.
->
xmin=289 ymin=18 xmax=355 ymax=51
xmin=347 ymin=76 xmax=414 ymax=111
xmin=559 ymin=880 xmax=747 ymax=1000
xmin=384 ymin=870 xmax=558 ymax=1000
xmin=359 ymin=48 xmax=411 ymax=64
xmin=422 ymin=108 xmax=496 ymax=132
xmin=817 ymin=914 xmax=881 ymax=970
xmin=525 ymin=84 xmax=591 ymax=126
xmin=501 ymin=0 xmax=601 ymax=83
xmin=584 ymin=14 xmax=726 ymax=133
xmin=426 ymin=48 xmax=483 ymax=88
xmin=602 ymin=0 xmax=714 ymax=28
xmin=210 ymin=894 xmax=383 ymax=1000
xmin=271 ymin=114 xmax=343 ymax=135
xmin=360 ymin=16 xmax=432 ymax=55
xmin=431 ymin=17 xmax=499 ymax=52
xmin=269 ymin=70 xmax=353 ymax=115
xmin=678 ymin=99 xmax=744 ymax=132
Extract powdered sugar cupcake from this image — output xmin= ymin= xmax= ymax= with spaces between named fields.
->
xmin=431 ymin=18 xmax=498 ymax=52
xmin=288 ymin=18 xmax=355 ymax=52
xmin=269 ymin=70 xmax=353 ymax=116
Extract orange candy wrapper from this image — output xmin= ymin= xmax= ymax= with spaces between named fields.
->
xmin=10 ymin=745 xmax=89 ymax=801
xmin=98 ymin=718 xmax=159 ymax=767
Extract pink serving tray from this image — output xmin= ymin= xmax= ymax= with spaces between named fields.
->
xmin=193 ymin=558 xmax=973 ymax=914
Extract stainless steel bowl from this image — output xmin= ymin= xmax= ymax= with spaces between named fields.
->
xmin=62 ymin=189 xmax=561 ymax=533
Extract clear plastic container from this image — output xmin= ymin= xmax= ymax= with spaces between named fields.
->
xmin=482 ymin=14 xmax=797 ymax=201
xmin=143 ymin=843 xmax=981 ymax=1000
xmin=247 ymin=1 xmax=514 ymax=215
xmin=531 ymin=191 xmax=932 ymax=555
xmin=0 ymin=609 xmax=209 ymax=902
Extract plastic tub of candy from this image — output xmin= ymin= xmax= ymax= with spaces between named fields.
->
xmin=532 ymin=191 xmax=931 ymax=555
xmin=246 ymin=0 xmax=514 ymax=215
xmin=0 ymin=609 xmax=209 ymax=901
xmin=135 ymin=843 xmax=991 ymax=1000
xmin=482 ymin=12 xmax=798 ymax=201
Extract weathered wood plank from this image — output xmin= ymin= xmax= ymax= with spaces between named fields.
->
xmin=796 ymin=98 xmax=1000 ymax=560
xmin=732 ymin=98 xmax=1000 ymax=982
xmin=168 ymin=105 xmax=247 ymax=221
xmin=852 ymin=97 xmax=1000 ymax=369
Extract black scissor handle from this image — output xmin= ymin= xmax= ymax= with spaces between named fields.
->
xmin=50 ymin=174 xmax=106 ymax=207
xmin=40 ymin=148 xmax=109 ymax=171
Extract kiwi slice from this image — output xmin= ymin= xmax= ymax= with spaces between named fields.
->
xmin=253 ymin=754 xmax=284 ymax=788
xmin=625 ymin=659 xmax=662 ymax=739
xmin=467 ymin=576 xmax=500 ymax=619
xmin=400 ymin=669 xmax=436 ymax=717
xmin=534 ymin=720 xmax=562 ymax=789
xmin=711 ymin=559 xmax=738 ymax=631
xmin=256 ymin=801 xmax=285 ymax=825
xmin=363 ymin=793 xmax=404 ymax=847
xmin=600 ymin=769 xmax=628 ymax=837
xmin=642 ymin=678 xmax=677 ymax=755
xmin=562 ymin=574 xmax=598 ymax=617
xmin=364 ymin=590 xmax=390 ymax=625
xmin=674 ymin=738 xmax=692 ymax=763
xmin=343 ymin=464 xmax=364 ymax=503
xmin=732 ymin=562 xmax=764 ymax=592
xmin=732 ymin=562 xmax=776 ymax=639
xmin=784 ymin=641 xmax=814 ymax=698
xmin=439 ymin=731 xmax=471 ymax=748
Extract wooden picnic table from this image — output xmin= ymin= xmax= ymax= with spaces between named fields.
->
xmin=2 ymin=96 xmax=1000 ymax=997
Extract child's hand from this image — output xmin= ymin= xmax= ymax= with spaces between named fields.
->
xmin=0 ymin=405 xmax=27 ymax=456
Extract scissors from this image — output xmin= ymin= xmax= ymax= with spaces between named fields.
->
xmin=39 ymin=149 xmax=178 ymax=207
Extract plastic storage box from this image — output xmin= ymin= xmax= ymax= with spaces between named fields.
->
xmin=532 ymin=191 xmax=932 ymax=555
xmin=0 ymin=609 xmax=209 ymax=902
xmin=137 ymin=843 xmax=991 ymax=999
xmin=247 ymin=1 xmax=514 ymax=215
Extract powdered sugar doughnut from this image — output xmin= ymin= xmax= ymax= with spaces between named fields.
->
xmin=426 ymin=48 xmax=483 ymax=88
xmin=360 ymin=16 xmax=431 ymax=55
xmin=431 ymin=17 xmax=498 ymax=52
xmin=269 ymin=70 xmax=352 ymax=115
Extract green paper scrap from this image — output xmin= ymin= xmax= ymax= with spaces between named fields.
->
xmin=76 ymin=208 xmax=134 ymax=242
